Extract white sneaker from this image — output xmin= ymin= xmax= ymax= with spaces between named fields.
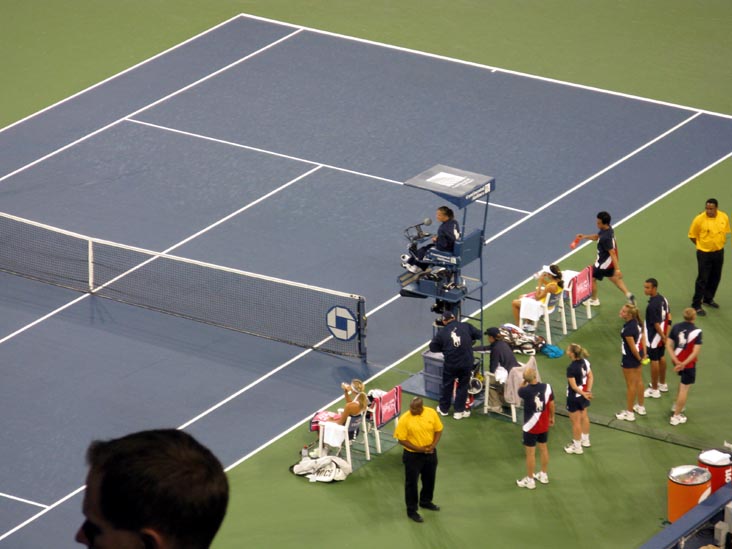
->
xmin=615 ymin=410 xmax=636 ymax=421
xmin=436 ymin=406 xmax=449 ymax=416
xmin=723 ymin=441 xmax=732 ymax=450
xmin=453 ymin=410 xmax=471 ymax=419
xmin=564 ymin=443 xmax=583 ymax=455
xmin=400 ymin=254 xmax=411 ymax=263
xmin=670 ymin=414 xmax=687 ymax=426
xmin=587 ymin=298 xmax=600 ymax=306
xmin=633 ymin=404 xmax=647 ymax=416
xmin=404 ymin=263 xmax=421 ymax=274
xmin=644 ymin=388 xmax=661 ymax=399
xmin=581 ymin=438 xmax=591 ymax=448
xmin=516 ymin=476 xmax=536 ymax=490
xmin=658 ymin=383 xmax=669 ymax=392
xmin=533 ymin=471 xmax=549 ymax=484
xmin=627 ymin=293 xmax=636 ymax=305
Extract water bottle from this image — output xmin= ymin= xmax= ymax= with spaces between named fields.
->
xmin=301 ymin=445 xmax=308 ymax=459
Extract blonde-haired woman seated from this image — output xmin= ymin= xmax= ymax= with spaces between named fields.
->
xmin=331 ymin=379 xmax=369 ymax=428
xmin=310 ymin=379 xmax=370 ymax=457
xmin=511 ymin=265 xmax=564 ymax=332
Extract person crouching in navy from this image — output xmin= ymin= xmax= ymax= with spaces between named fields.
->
xmin=429 ymin=311 xmax=481 ymax=420
xmin=403 ymin=206 xmax=460 ymax=273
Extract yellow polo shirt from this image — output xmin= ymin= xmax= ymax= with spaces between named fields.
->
xmin=394 ymin=407 xmax=443 ymax=451
xmin=688 ymin=210 xmax=730 ymax=252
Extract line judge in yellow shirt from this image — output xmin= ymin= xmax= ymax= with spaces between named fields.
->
xmin=394 ymin=397 xmax=443 ymax=523
xmin=688 ymin=198 xmax=731 ymax=316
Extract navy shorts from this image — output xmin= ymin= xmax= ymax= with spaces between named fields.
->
xmin=592 ymin=265 xmax=615 ymax=281
xmin=567 ymin=397 xmax=590 ymax=413
xmin=648 ymin=346 xmax=665 ymax=361
xmin=522 ymin=431 xmax=548 ymax=447
xmin=679 ymin=367 xmax=696 ymax=385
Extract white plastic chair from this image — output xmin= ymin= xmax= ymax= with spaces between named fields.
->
xmin=318 ymin=412 xmax=370 ymax=468
xmin=484 ymin=372 xmax=518 ymax=423
xmin=539 ymin=290 xmax=567 ymax=344
xmin=483 ymin=357 xmax=539 ymax=423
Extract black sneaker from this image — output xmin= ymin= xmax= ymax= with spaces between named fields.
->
xmin=704 ymin=300 xmax=720 ymax=309
xmin=408 ymin=512 xmax=424 ymax=523
xmin=695 ymin=307 xmax=706 ymax=317
xmin=420 ymin=502 xmax=440 ymax=511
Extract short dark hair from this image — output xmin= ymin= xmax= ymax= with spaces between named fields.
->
xmin=86 ymin=429 xmax=229 ymax=548
xmin=707 ymin=198 xmax=718 ymax=207
xmin=437 ymin=206 xmax=454 ymax=219
xmin=645 ymin=277 xmax=658 ymax=288
xmin=596 ymin=211 xmax=611 ymax=225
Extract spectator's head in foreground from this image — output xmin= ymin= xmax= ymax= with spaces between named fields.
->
xmin=76 ymin=429 xmax=229 ymax=549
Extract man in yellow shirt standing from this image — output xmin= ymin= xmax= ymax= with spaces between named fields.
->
xmin=689 ymin=198 xmax=731 ymax=316
xmin=394 ymin=397 xmax=443 ymax=523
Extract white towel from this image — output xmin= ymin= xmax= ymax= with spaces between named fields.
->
xmin=699 ymin=449 xmax=731 ymax=466
xmin=323 ymin=422 xmax=347 ymax=447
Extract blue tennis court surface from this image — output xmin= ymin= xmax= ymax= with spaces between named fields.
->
xmin=1 ymin=14 xmax=731 ymax=546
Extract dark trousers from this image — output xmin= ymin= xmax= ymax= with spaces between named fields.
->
xmin=403 ymin=449 xmax=438 ymax=514
xmin=410 ymin=243 xmax=434 ymax=270
xmin=692 ymin=249 xmax=724 ymax=308
xmin=439 ymin=366 xmax=471 ymax=413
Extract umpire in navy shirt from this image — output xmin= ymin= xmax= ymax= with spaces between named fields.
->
xmin=429 ymin=311 xmax=482 ymax=420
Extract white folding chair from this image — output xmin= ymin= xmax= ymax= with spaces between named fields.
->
xmin=539 ymin=290 xmax=567 ymax=344
xmin=484 ymin=372 xmax=518 ymax=423
xmin=318 ymin=412 xmax=370 ymax=468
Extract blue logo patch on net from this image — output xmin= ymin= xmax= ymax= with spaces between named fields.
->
xmin=327 ymin=306 xmax=358 ymax=341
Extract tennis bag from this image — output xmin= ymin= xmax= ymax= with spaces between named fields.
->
xmin=540 ymin=343 xmax=564 ymax=359
xmin=496 ymin=323 xmax=546 ymax=355
xmin=290 ymin=455 xmax=352 ymax=482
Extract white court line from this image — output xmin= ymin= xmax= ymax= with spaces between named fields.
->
xmin=0 ymin=294 xmax=89 ymax=346
xmin=483 ymin=111 xmax=703 ymax=245
xmin=0 ymin=28 xmax=304 ymax=185
xmin=0 ymin=492 xmax=47 ymax=509
xmin=239 ymin=13 xmax=732 ymax=122
xmin=0 ymin=15 xmax=244 ymax=136
xmin=126 ymin=118 xmax=525 ymax=214
xmin=125 ymin=118 xmax=404 ymax=186
xmin=477 ymin=200 xmax=531 ymax=215
xmin=0 ymin=486 xmax=85 ymax=542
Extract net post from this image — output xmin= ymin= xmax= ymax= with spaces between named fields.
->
xmin=357 ymin=297 xmax=367 ymax=362
xmin=88 ymin=239 xmax=94 ymax=292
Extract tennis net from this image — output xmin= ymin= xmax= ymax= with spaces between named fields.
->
xmin=0 ymin=212 xmax=366 ymax=358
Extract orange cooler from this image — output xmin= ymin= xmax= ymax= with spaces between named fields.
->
xmin=697 ymin=449 xmax=732 ymax=493
xmin=667 ymin=465 xmax=712 ymax=522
